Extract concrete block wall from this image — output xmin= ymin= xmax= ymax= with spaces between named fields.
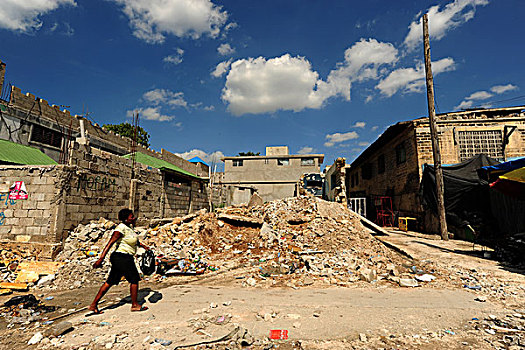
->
xmin=0 ymin=165 xmax=62 ymax=254
xmin=347 ymin=125 xmax=421 ymax=216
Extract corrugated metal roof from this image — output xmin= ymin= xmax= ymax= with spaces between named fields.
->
xmin=123 ymin=152 xmax=202 ymax=180
xmin=0 ymin=139 xmax=57 ymax=165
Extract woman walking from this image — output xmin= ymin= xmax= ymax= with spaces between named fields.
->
xmin=88 ymin=208 xmax=150 ymax=313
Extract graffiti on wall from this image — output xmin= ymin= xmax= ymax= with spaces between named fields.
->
xmin=0 ymin=186 xmax=21 ymax=226
xmin=76 ymin=174 xmax=117 ymax=192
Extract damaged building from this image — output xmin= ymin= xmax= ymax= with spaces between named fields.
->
xmin=345 ymin=106 xmax=525 ymax=233
xmin=0 ymin=59 xmax=209 ymax=258
xmin=221 ymin=146 xmax=324 ymax=205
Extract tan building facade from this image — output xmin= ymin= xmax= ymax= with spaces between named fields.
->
xmin=346 ymin=106 xmax=525 ymax=226
xmin=222 ymin=146 xmax=324 ymax=204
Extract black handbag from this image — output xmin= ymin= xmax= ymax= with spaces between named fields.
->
xmin=140 ymin=250 xmax=156 ymax=275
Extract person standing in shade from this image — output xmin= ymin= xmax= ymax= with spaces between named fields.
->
xmin=88 ymin=208 xmax=150 ymax=313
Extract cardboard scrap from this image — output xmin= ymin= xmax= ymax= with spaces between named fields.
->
xmin=0 ymin=282 xmax=28 ymax=291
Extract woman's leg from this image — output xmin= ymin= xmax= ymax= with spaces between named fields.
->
xmin=130 ymin=282 xmax=142 ymax=311
xmin=89 ymin=282 xmax=111 ymax=313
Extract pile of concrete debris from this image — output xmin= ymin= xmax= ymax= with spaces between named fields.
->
xmin=36 ymin=196 xmax=438 ymax=291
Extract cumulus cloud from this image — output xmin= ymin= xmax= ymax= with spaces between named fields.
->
xmin=221 ymin=39 xmax=398 ymax=116
xmin=404 ymin=0 xmax=489 ymax=51
xmin=351 ymin=121 xmax=366 ymax=128
xmin=297 ymin=146 xmax=314 ymax=155
xmin=371 ymin=126 xmax=379 ymax=132
xmin=142 ymin=89 xmax=188 ymax=108
xmin=376 ymin=57 xmax=456 ymax=97
xmin=491 ymin=84 xmax=518 ymax=94
xmin=127 ymin=107 xmax=174 ymax=121
xmin=163 ymin=48 xmax=184 ymax=65
xmin=111 ymin=0 xmax=229 ymax=44
xmin=0 ymin=0 xmax=75 ymax=32
xmin=217 ymin=43 xmax=235 ymax=56
xmin=455 ymin=83 xmax=519 ymax=110
xmin=211 ymin=59 xmax=233 ymax=78
xmin=324 ymin=131 xmax=359 ymax=147
xmin=177 ymin=149 xmax=225 ymax=165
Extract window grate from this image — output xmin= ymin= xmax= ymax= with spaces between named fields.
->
xmin=457 ymin=130 xmax=503 ymax=161
xmin=30 ymin=124 xmax=62 ymax=148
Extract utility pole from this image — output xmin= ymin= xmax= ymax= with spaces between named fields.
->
xmin=423 ymin=14 xmax=448 ymax=241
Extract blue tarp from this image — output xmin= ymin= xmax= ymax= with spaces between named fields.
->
xmin=478 ymin=157 xmax=525 ymax=182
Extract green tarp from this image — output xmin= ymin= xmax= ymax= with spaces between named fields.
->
xmin=122 ymin=152 xmax=202 ymax=180
xmin=0 ymin=139 xmax=57 ymax=165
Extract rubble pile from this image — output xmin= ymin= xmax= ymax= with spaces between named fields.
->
xmin=47 ymin=219 xmax=119 ymax=290
xmin=140 ymin=196 xmax=424 ymax=288
xmin=30 ymin=196 xmax=439 ymax=291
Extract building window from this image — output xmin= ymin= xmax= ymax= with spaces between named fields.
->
xmin=457 ymin=130 xmax=503 ymax=162
xmin=362 ymin=163 xmax=373 ymax=180
xmin=301 ymin=158 xmax=315 ymax=166
xmin=377 ymin=154 xmax=385 ymax=174
xmin=30 ymin=124 xmax=62 ymax=148
xmin=395 ymin=142 xmax=406 ymax=165
xmin=233 ymin=159 xmax=243 ymax=167
xmin=277 ymin=158 xmax=289 ymax=166
xmin=264 ymin=159 xmax=269 ymax=165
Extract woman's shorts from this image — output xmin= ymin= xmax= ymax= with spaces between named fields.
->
xmin=106 ymin=252 xmax=140 ymax=285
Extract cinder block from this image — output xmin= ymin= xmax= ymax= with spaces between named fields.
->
xmin=28 ymin=209 xmax=43 ymax=218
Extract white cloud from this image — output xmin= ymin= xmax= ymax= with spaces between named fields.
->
xmin=163 ymin=48 xmax=184 ymax=65
xmin=455 ymin=83 xmax=518 ymax=110
xmin=404 ymin=0 xmax=489 ymax=51
xmin=0 ymin=0 xmax=75 ymax=32
xmin=203 ymin=105 xmax=215 ymax=111
xmin=490 ymin=84 xmax=518 ymax=94
xmin=127 ymin=107 xmax=174 ymax=121
xmin=365 ymin=95 xmax=373 ymax=103
xmin=211 ymin=59 xmax=232 ymax=78
xmin=142 ymin=89 xmax=188 ymax=108
xmin=358 ymin=142 xmax=369 ymax=147
xmin=111 ymin=0 xmax=229 ymax=44
xmin=217 ymin=43 xmax=235 ymax=56
xmin=376 ymin=57 xmax=456 ymax=97
xmin=324 ymin=131 xmax=359 ymax=147
xmin=177 ymin=149 xmax=224 ymax=165
xmin=352 ymin=121 xmax=366 ymax=128
xmin=297 ymin=146 xmax=314 ymax=155
xmin=371 ymin=126 xmax=379 ymax=132
xmin=221 ymin=39 xmax=398 ymax=116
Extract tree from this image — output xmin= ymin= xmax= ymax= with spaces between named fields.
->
xmin=238 ymin=151 xmax=260 ymax=156
xmin=103 ymin=122 xmax=150 ymax=147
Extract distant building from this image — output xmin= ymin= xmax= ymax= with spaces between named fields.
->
xmin=345 ymin=106 xmax=525 ymax=232
xmin=222 ymin=146 xmax=324 ymax=204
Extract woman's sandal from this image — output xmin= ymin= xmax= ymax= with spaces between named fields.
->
xmin=131 ymin=305 xmax=149 ymax=312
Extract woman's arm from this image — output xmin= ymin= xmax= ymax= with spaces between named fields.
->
xmin=93 ymin=231 xmax=122 ymax=268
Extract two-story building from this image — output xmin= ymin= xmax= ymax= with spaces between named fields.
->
xmin=222 ymin=146 xmax=324 ymax=204
xmin=346 ymin=106 xmax=525 ymax=231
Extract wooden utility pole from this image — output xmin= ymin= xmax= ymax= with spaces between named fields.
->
xmin=423 ymin=14 xmax=448 ymax=241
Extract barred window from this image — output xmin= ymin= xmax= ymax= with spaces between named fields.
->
xmin=457 ymin=130 xmax=503 ymax=161
xmin=233 ymin=159 xmax=243 ymax=167
xmin=30 ymin=124 xmax=62 ymax=148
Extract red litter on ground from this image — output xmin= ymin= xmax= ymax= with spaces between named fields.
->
xmin=269 ymin=329 xmax=289 ymax=340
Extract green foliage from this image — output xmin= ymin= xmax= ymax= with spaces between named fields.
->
xmin=103 ymin=122 xmax=150 ymax=147
xmin=238 ymin=151 xmax=260 ymax=156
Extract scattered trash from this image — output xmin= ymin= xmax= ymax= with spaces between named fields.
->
xmin=474 ymin=296 xmax=487 ymax=302
xmin=463 ymin=285 xmax=482 ymax=290
xmin=154 ymin=338 xmax=173 ymax=346
xmin=269 ymin=329 xmax=289 ymax=340
xmin=44 ymin=296 xmax=54 ymax=300
xmin=398 ymin=278 xmax=419 ymax=288
xmin=415 ymin=274 xmax=435 ymax=282
xmin=27 ymin=332 xmax=43 ymax=345
xmin=444 ymin=330 xmax=455 ymax=335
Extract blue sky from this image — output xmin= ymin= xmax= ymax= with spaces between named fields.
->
xmin=0 ymin=0 xmax=524 ymax=170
